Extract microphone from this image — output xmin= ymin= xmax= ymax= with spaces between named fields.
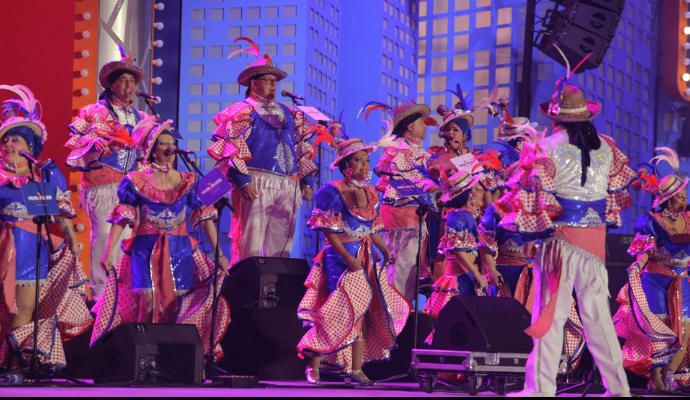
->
xmin=174 ymin=148 xmax=195 ymax=155
xmin=136 ymin=91 xmax=161 ymax=104
xmin=19 ymin=150 xmax=40 ymax=165
xmin=280 ymin=90 xmax=304 ymax=101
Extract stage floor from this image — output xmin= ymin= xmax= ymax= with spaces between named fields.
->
xmin=2 ymin=380 xmax=686 ymax=397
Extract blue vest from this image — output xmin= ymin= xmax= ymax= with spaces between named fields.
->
xmin=244 ymin=102 xmax=298 ymax=176
xmin=99 ymin=99 xmax=143 ymax=174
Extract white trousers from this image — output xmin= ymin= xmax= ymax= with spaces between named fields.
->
xmin=383 ymin=225 xmax=427 ymax=301
xmin=524 ymin=238 xmax=630 ymax=396
xmin=83 ymin=182 xmax=131 ymax=299
xmin=230 ymin=171 xmax=301 ymax=266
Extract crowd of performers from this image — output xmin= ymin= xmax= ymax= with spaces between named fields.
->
xmin=0 ymin=37 xmax=688 ymax=395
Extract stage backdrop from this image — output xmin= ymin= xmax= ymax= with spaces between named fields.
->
xmin=0 ymin=0 xmax=76 ymax=168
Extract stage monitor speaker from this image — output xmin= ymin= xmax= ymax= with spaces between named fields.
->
xmin=223 ymin=256 xmax=310 ymax=310
xmin=220 ymin=257 xmax=310 ymax=380
xmin=432 ymin=296 xmax=533 ymax=353
xmin=606 ymin=233 xmax=634 ymax=314
xmin=90 ymin=323 xmax=203 ymax=384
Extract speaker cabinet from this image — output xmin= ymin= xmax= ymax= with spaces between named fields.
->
xmin=220 ymin=257 xmax=310 ymax=379
xmin=432 ymin=296 xmax=533 ymax=353
xmin=90 ymin=323 xmax=203 ymax=384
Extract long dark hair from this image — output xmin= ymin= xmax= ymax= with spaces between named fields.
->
xmin=559 ymin=121 xmax=601 ymax=186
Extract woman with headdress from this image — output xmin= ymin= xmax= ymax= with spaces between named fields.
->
xmin=65 ymin=46 xmax=150 ymax=300
xmin=297 ymin=126 xmax=409 ymax=386
xmin=0 ymin=85 xmax=92 ymax=371
xmin=427 ymin=84 xmax=480 ymax=180
xmin=362 ymin=101 xmax=439 ymax=302
xmin=92 ymin=117 xmax=231 ymax=361
xmin=422 ymin=169 xmax=489 ymax=324
xmin=614 ymin=147 xmax=690 ymax=391
xmin=498 ymin=52 xmax=635 ymax=395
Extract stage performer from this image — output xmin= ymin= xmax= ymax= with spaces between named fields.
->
xmin=65 ymin=47 xmax=150 ymax=299
xmin=93 ymin=117 xmax=230 ymax=360
xmin=362 ymin=100 xmax=438 ymax=302
xmin=208 ymin=37 xmax=316 ymax=265
xmin=297 ymin=131 xmax=409 ymax=386
xmin=499 ymin=80 xmax=634 ymax=397
xmin=614 ymin=147 xmax=690 ymax=391
xmin=422 ymin=169 xmax=489 ymax=319
xmin=0 ymin=84 xmax=92 ymax=371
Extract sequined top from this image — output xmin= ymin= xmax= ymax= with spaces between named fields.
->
xmin=544 ymin=129 xmax=612 ymax=202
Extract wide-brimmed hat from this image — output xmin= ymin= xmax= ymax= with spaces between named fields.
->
xmin=392 ymin=101 xmax=432 ymax=131
xmin=648 ymin=147 xmax=689 ymax=208
xmin=0 ymin=84 xmax=47 ymax=156
xmin=330 ymin=138 xmax=376 ymax=169
xmin=98 ymin=46 xmax=144 ymax=89
xmin=229 ymin=37 xmax=287 ymax=87
xmin=131 ymin=117 xmax=181 ymax=161
xmin=440 ymin=169 xmax=480 ymax=204
xmin=539 ymin=85 xmax=601 ymax=122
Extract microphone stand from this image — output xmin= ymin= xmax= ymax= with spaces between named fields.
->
xmin=177 ymin=151 xmax=233 ymax=382
xmin=375 ymin=169 xmax=437 ymax=383
xmin=0 ymin=157 xmax=82 ymax=385
xmin=143 ymin=97 xmax=161 ymax=121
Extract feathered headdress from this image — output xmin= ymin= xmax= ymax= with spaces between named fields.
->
xmin=357 ymin=101 xmax=397 ymax=148
xmin=647 ymin=147 xmax=689 ymax=208
xmin=437 ymin=84 xmax=501 ymax=130
xmin=230 ymin=37 xmax=288 ymax=86
xmin=0 ymin=84 xmax=48 ymax=153
xmin=538 ymin=45 xmax=600 ymax=122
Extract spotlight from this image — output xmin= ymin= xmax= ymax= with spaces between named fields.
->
xmin=684 ymin=43 xmax=690 ymax=50
xmin=152 ymin=58 xmax=164 ymax=67
xmin=684 ymin=26 xmax=690 ymax=35
xmin=154 ymin=2 xmax=165 ymax=11
xmin=683 ymin=73 xmax=690 ymax=82
xmin=73 ymin=69 xmax=89 ymax=78
xmin=154 ymin=22 xmax=164 ymax=30
xmin=74 ymin=88 xmax=90 ymax=96
xmin=153 ymin=40 xmax=164 ymax=48
xmin=152 ymin=77 xmax=163 ymax=85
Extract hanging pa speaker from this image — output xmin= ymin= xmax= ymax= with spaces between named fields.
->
xmin=536 ymin=0 xmax=624 ymax=72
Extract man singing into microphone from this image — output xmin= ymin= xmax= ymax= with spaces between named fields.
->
xmin=64 ymin=47 xmax=150 ymax=299
xmin=209 ymin=37 xmax=316 ymax=265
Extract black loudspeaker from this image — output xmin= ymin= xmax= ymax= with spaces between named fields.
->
xmin=536 ymin=0 xmax=624 ymax=72
xmin=432 ymin=296 xmax=533 ymax=353
xmin=90 ymin=323 xmax=203 ymax=384
xmin=220 ymin=257 xmax=310 ymax=379
xmin=606 ymin=233 xmax=634 ymax=313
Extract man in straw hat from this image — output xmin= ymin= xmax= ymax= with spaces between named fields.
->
xmin=209 ymin=37 xmax=316 ymax=265
xmin=501 ymin=82 xmax=634 ymax=397
xmin=64 ymin=46 xmax=150 ymax=300
xmin=362 ymin=100 xmax=439 ymax=302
